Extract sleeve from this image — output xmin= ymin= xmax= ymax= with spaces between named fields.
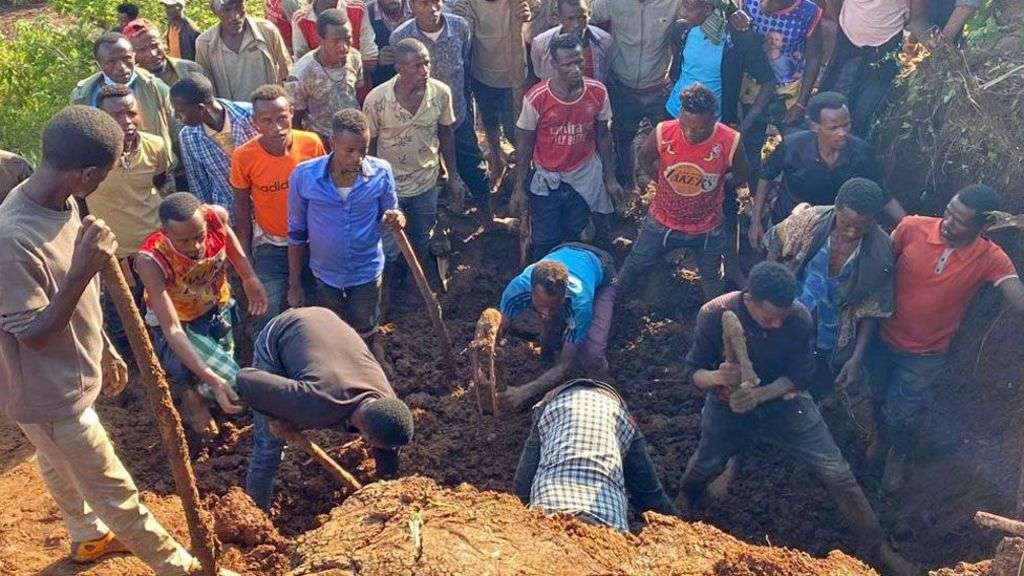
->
xmin=195 ymin=36 xmax=211 ymax=77
xmin=270 ymin=24 xmax=293 ymax=79
xmin=313 ymin=134 xmax=327 ymax=156
xmin=154 ymin=138 xmax=171 ymax=176
xmin=452 ymin=0 xmax=475 ymax=28
xmin=353 ymin=51 xmax=365 ymax=88
xmin=515 ymin=94 xmax=540 ymax=130
xmin=363 ymin=92 xmax=380 ymax=138
xmin=499 ymin=273 xmax=533 ymax=319
xmin=228 ymin=148 xmax=251 ymax=190
xmin=985 ymin=246 xmax=1019 ymax=286
xmin=806 ymin=4 xmax=823 ymax=37
xmin=235 ymin=367 xmax=325 ymax=428
xmin=566 ymin=297 xmax=593 ymax=344
xmin=511 ymin=416 xmax=543 ymax=503
xmin=759 ymin=138 xmax=786 ymax=181
xmin=359 ymin=7 xmax=380 ymax=61
xmin=437 ymin=84 xmax=456 ymax=127
xmin=287 ymin=168 xmax=309 ymax=245
xmin=378 ymin=163 xmax=399 ymax=217
xmin=623 ymin=434 xmax=677 ymax=517
xmin=596 ymin=88 xmax=612 ymax=122
xmin=889 ymin=217 xmax=910 ymax=257
xmin=784 ymin=312 xmax=817 ymax=389
xmin=684 ymin=304 xmax=723 ymax=373
xmin=285 ymin=74 xmax=309 ymax=112
xmin=0 ymin=236 xmax=50 ymax=337
xmin=292 ymin=17 xmax=310 ymax=59
xmin=180 ymin=133 xmax=210 ymax=199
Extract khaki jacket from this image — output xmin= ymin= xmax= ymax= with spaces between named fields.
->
xmin=195 ymin=17 xmax=292 ymax=101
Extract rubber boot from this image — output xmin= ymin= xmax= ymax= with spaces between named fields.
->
xmin=833 ymin=486 xmax=919 ymax=576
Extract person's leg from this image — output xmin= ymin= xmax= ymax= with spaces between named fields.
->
xmin=880 ymin=349 xmax=947 ymax=491
xmin=528 ymin=188 xmax=564 ymax=262
xmin=472 ymin=77 xmax=510 ymax=179
xmin=496 ymin=87 xmax=517 ymax=152
xmin=560 ymin=182 xmax=593 ymax=243
xmin=849 ymin=37 xmax=902 ymax=137
xmin=19 ymin=409 xmax=196 ymax=575
xmin=245 ymin=411 xmax=286 ymax=511
xmin=617 ymin=213 xmax=672 ymax=293
xmin=819 ymin=25 xmax=859 ymax=93
xmin=676 ymin=395 xmax=750 ymax=507
xmin=579 ymin=281 xmax=618 ymax=376
xmin=512 ymin=413 xmax=543 ymax=503
xmin=251 ymin=244 xmax=289 ymax=334
xmin=453 ymin=110 xmax=493 ymax=220
xmin=608 ymin=83 xmax=643 ymax=190
xmin=693 ymin=227 xmax=727 ymax=301
xmin=401 ymin=187 xmax=440 ymax=264
xmin=315 ymin=278 xmax=348 ymax=321
xmin=33 ymin=449 xmax=110 ymax=543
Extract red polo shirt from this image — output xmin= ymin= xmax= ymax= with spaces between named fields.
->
xmin=881 ymin=216 xmax=1018 ymax=354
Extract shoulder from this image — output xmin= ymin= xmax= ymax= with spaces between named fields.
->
xmin=391 ymin=19 xmax=415 ymax=37
xmin=785 ymin=130 xmax=815 ymax=147
xmin=589 ymin=24 xmax=612 ymax=43
xmin=138 ymin=131 xmax=167 ymax=153
xmin=788 ymin=301 xmax=815 ymax=331
xmin=896 ymin=215 xmax=937 ymax=236
xmin=294 ymin=154 xmax=328 ymax=176
xmin=695 ymin=292 xmax=736 ymax=328
xmin=534 ymin=26 xmax=557 ymax=43
xmin=365 ymin=80 xmax=393 ymax=103
xmin=252 ymin=17 xmax=282 ymax=35
xmin=293 ymin=130 xmax=325 ymax=152
xmin=429 ymin=78 xmax=453 ymax=97
xmin=71 ymin=73 xmax=101 ymax=99
xmin=583 ymin=77 xmax=607 ymax=95
xmin=524 ymin=80 xmax=550 ymax=102
xmin=366 ymin=156 xmax=395 ymax=179
xmin=292 ymin=51 xmax=317 ymax=75
xmin=196 ymin=25 xmax=217 ymax=44
xmin=232 ymin=136 xmax=262 ymax=160
xmin=446 ymin=13 xmax=470 ymax=30
xmin=206 ymin=204 xmax=231 ymax=225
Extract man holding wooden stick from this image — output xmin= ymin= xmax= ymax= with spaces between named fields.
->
xmin=237 ymin=306 xmax=414 ymax=510
xmin=0 ymin=106 xmax=214 ymax=574
xmin=675 ymin=261 xmax=913 ymax=576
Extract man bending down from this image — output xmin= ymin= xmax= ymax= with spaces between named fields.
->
xmin=237 ymin=306 xmax=414 ymax=510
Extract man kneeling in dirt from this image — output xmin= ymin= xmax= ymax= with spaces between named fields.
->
xmin=513 ymin=378 xmax=677 ymax=531
xmin=236 ymin=306 xmax=414 ymax=510
xmin=136 ymin=192 xmax=268 ymax=437
xmin=495 ymin=242 xmax=617 ymax=410
xmin=676 ymin=262 xmax=914 ymax=575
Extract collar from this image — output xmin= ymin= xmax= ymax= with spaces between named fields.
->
xmin=416 ymin=15 xmax=453 ymax=40
xmin=103 ymin=71 xmax=139 ymax=86
xmin=923 ymin=217 xmax=988 ymax=259
xmin=215 ymin=17 xmax=265 ymax=48
xmin=319 ymin=155 xmax=377 ymax=182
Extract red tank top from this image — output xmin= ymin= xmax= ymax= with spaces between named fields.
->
xmin=139 ymin=207 xmax=232 ymax=322
xmin=649 ymin=120 xmax=740 ymax=235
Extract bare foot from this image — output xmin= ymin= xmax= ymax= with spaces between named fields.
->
xmin=181 ymin=388 xmax=219 ymax=439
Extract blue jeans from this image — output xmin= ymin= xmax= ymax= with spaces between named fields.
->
xmin=529 ymin=180 xmax=592 ymax=261
xmin=820 ymin=27 xmax=902 ymax=137
xmin=252 ymin=244 xmax=289 ymax=333
xmin=866 ymin=338 xmax=947 ymax=457
xmin=454 ymin=104 xmax=490 ymax=201
xmin=618 ymin=214 xmax=727 ymax=301
xmin=246 ymin=410 xmax=286 ymax=510
xmin=679 ymin=392 xmax=859 ymax=499
xmin=383 ymin=186 xmax=439 ymax=263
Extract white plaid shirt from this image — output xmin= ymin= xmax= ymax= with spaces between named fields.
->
xmin=530 ymin=384 xmax=637 ymax=532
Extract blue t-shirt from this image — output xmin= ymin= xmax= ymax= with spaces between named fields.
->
xmin=796 ymin=240 xmax=855 ymax=351
xmin=666 ymin=27 xmax=725 ymax=118
xmin=499 ymin=246 xmax=604 ymax=344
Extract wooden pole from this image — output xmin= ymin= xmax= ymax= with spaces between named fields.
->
xmin=390 ymin=228 xmax=457 ymax=378
xmin=721 ymin=310 xmax=760 ymax=388
xmin=268 ymin=421 xmax=363 ymax=493
xmin=100 ymin=259 xmax=220 ymax=576
xmin=470 ymin=308 xmax=502 ymax=415
xmin=976 ymin=511 xmax=1024 ymax=538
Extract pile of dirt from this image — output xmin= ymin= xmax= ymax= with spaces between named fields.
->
xmin=208 ymin=487 xmax=292 ymax=574
xmin=290 ymin=476 xmax=876 ymax=576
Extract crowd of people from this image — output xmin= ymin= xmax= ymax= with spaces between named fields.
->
xmin=0 ymin=0 xmax=1021 ymax=574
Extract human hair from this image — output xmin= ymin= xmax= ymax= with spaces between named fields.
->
xmin=956 ymin=184 xmax=1001 ymax=225
xmin=97 ymin=83 xmax=135 ymax=107
xmin=41 ymin=105 xmax=124 ymax=171
xmin=332 ymin=108 xmax=369 ymax=136
xmin=530 ymin=260 xmax=569 ymax=296
xmin=835 ymin=177 xmax=886 ymax=216
xmin=393 ymin=38 xmax=427 ymax=63
xmin=250 ymin=83 xmax=288 ymax=106
xmin=807 ymin=91 xmax=849 ymax=123
xmin=117 ymin=2 xmax=140 ymax=19
xmin=747 ymin=261 xmax=798 ymax=308
xmin=158 ymin=192 xmax=203 ymax=223
xmin=358 ymin=398 xmax=414 ymax=447
xmin=679 ymin=84 xmax=717 ymax=117
xmin=94 ymin=32 xmax=129 ymax=58
xmin=170 ymin=74 xmax=215 ymax=105
xmin=317 ymin=7 xmax=350 ymax=37
xmin=548 ymin=33 xmax=582 ymax=59
xmin=556 ymin=0 xmax=587 ymax=14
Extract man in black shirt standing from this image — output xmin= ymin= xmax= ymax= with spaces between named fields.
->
xmin=748 ymin=92 xmax=906 ymax=248
xmin=676 ymin=262 xmax=913 ymax=576
xmin=237 ymin=307 xmax=414 ymax=510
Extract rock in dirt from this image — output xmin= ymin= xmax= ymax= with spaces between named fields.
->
xmin=290 ymin=476 xmax=877 ymax=576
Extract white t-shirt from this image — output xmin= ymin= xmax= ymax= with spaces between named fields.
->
xmin=337 ymin=186 xmax=352 ymax=202
xmin=840 ymin=0 xmax=906 ymax=47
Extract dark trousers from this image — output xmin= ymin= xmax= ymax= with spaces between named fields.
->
xmin=101 ymin=257 xmax=145 ymax=356
xmin=820 ymin=28 xmax=902 ymax=137
xmin=528 ymin=180 xmax=592 ymax=261
xmin=315 ymin=276 xmax=382 ymax=339
xmin=618 ymin=214 xmax=727 ymax=301
xmin=607 ymin=81 xmax=669 ymax=188
xmin=471 ymin=77 xmax=516 ymax=142
xmin=454 ymin=105 xmax=491 ymax=201
xmin=741 ymin=95 xmax=803 ymax=176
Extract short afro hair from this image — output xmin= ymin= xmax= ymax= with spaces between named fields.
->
xmin=117 ymin=2 xmax=140 ymax=18
xmin=556 ymin=0 xmax=587 ymax=13
xmin=94 ymin=31 xmax=130 ymax=58
xmin=748 ymin=261 xmax=798 ymax=308
xmin=531 ymin=260 xmax=570 ymax=296
xmin=359 ymin=397 xmax=414 ymax=447
xmin=678 ymin=83 xmax=717 ymax=117
xmin=393 ymin=38 xmax=428 ymax=64
xmin=98 ymin=83 xmax=135 ymax=107
xmin=332 ymin=108 xmax=369 ymax=136
xmin=835 ymin=177 xmax=886 ymax=216
xmin=807 ymin=91 xmax=849 ymax=123
xmin=250 ymin=83 xmax=289 ymax=106
xmin=170 ymin=74 xmax=215 ymax=105
xmin=317 ymin=7 xmax=350 ymax=38
xmin=548 ymin=32 xmax=582 ymax=59
xmin=42 ymin=105 xmax=124 ymax=171
xmin=955 ymin=184 xmax=1001 ymax=225
xmin=158 ymin=192 xmax=203 ymax=223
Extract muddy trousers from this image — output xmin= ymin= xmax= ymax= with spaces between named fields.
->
xmin=679 ymin=393 xmax=884 ymax=544
xmin=618 ymin=214 xmax=726 ymax=302
xmin=18 ymin=408 xmax=196 ymax=575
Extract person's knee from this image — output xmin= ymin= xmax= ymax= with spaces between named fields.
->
xmin=815 ymin=456 xmax=858 ymax=493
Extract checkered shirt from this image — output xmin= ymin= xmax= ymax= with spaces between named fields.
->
xmin=530 ymin=385 xmax=637 ymax=532
xmin=179 ymin=99 xmax=259 ymax=223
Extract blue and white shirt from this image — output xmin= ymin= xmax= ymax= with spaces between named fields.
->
xmin=797 ymin=238 xmax=857 ymax=351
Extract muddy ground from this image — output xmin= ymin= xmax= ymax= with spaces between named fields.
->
xmin=0 ymin=198 xmax=1021 ymax=575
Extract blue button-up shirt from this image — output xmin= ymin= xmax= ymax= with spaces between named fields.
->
xmin=390 ymin=14 xmax=472 ymax=127
xmin=179 ymin=99 xmax=259 ymax=223
xmin=288 ymin=155 xmax=398 ymax=290
xmin=797 ymin=239 xmax=857 ymax=351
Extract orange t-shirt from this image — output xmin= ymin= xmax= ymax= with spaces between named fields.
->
xmin=167 ymin=26 xmax=182 ymax=58
xmin=229 ymin=130 xmax=325 ymax=239
xmin=881 ymin=216 xmax=1018 ymax=354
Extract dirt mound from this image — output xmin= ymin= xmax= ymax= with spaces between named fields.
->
xmin=290 ymin=476 xmax=876 ymax=576
xmin=207 ymin=487 xmax=292 ymax=574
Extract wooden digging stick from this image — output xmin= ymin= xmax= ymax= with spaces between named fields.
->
xmin=470 ymin=308 xmax=502 ymax=415
xmin=268 ymin=421 xmax=363 ymax=493
xmin=721 ymin=310 xmax=760 ymax=389
xmin=976 ymin=511 xmax=1024 ymax=538
xmin=100 ymin=259 xmax=220 ymax=576
xmin=390 ymin=227 xmax=457 ymax=378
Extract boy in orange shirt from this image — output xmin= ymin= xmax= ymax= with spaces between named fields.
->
xmin=230 ymin=84 xmax=327 ymax=330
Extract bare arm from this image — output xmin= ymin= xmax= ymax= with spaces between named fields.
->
xmin=511 ymin=127 xmax=537 ymax=216
xmin=939 ymin=5 xmax=976 ymax=43
xmin=794 ymin=26 xmax=823 ymax=116
xmin=637 ymin=129 xmax=660 ymax=184
xmin=729 ymin=140 xmax=750 ymax=190
xmin=232 ymin=187 xmax=254 ymax=259
xmin=836 ymin=317 xmax=876 ymax=389
xmin=999 ymin=277 xmax=1024 ymax=314
xmin=907 ymin=0 xmax=931 ymax=41
xmin=884 ymin=198 xmax=908 ymax=222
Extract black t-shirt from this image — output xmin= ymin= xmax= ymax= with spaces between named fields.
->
xmin=685 ymin=291 xmax=816 ymax=391
xmin=236 ymin=307 xmax=395 ymax=430
xmin=760 ymin=130 xmax=885 ymax=222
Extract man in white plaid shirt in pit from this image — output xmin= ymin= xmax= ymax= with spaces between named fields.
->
xmin=512 ymin=378 xmax=677 ymax=531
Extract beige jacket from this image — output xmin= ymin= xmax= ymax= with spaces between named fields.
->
xmin=195 ymin=16 xmax=292 ymax=101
